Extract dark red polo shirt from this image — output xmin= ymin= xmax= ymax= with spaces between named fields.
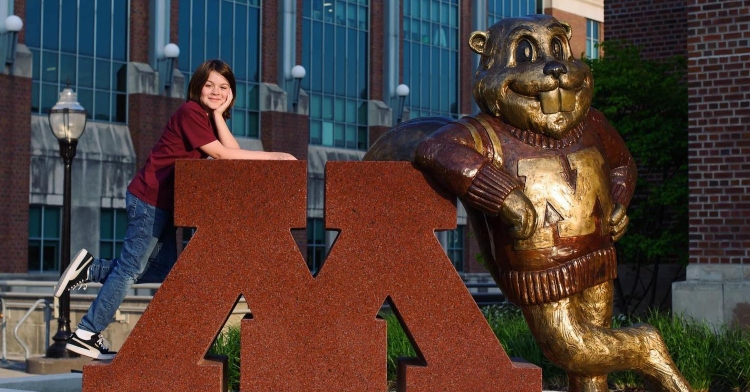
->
xmin=127 ymin=100 xmax=218 ymax=210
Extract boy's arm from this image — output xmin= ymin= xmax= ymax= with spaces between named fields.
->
xmin=213 ymin=90 xmax=240 ymax=149
xmin=199 ymin=140 xmax=296 ymax=160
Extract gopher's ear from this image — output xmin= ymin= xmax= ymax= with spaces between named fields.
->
xmin=561 ymin=21 xmax=573 ymax=41
xmin=469 ymin=31 xmax=488 ymax=55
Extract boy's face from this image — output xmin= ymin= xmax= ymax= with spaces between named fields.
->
xmin=200 ymin=71 xmax=231 ymax=113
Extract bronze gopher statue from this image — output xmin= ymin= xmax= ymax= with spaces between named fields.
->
xmin=365 ymin=15 xmax=691 ymax=392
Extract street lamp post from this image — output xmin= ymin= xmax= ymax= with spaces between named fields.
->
xmin=290 ymin=64 xmax=306 ymax=110
xmin=46 ymin=88 xmax=87 ymax=358
xmin=162 ymin=43 xmax=180 ymax=91
xmin=3 ymin=15 xmax=23 ymax=72
xmin=395 ymin=83 xmax=410 ymax=124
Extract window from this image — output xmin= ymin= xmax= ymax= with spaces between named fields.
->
xmin=302 ymin=0 xmax=370 ymax=150
xmin=178 ymin=0 xmax=262 ymax=138
xmin=586 ymin=19 xmax=601 ymax=59
xmin=28 ymin=205 xmax=61 ymax=273
xmin=446 ymin=225 xmax=465 ymax=272
xmin=26 ymin=0 xmax=128 ymax=123
xmin=487 ymin=0 xmax=539 ymax=25
xmin=99 ymin=208 xmax=128 ymax=260
xmin=307 ymin=218 xmax=326 ymax=273
xmin=403 ymin=0 xmax=459 ymax=120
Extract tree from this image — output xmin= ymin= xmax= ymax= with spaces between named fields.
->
xmin=584 ymin=41 xmax=688 ymax=316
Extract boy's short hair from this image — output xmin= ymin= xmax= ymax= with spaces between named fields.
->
xmin=187 ymin=59 xmax=237 ymax=119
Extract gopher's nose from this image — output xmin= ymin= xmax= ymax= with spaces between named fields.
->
xmin=544 ymin=61 xmax=568 ymax=79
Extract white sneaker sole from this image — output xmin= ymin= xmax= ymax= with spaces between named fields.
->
xmin=53 ymin=249 xmax=91 ymax=298
xmin=66 ymin=342 xmax=115 ymax=360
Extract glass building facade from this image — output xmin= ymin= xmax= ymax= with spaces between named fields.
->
xmin=25 ymin=0 xmax=128 ymax=123
xmin=302 ymin=1 xmax=370 ymax=150
xmin=488 ymin=0 xmax=539 ymax=25
xmin=17 ymin=0 xmax=598 ymax=275
xmin=178 ymin=0 xmax=262 ymax=137
xmin=403 ymin=0 xmax=459 ymax=119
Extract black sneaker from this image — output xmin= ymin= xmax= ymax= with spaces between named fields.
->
xmin=66 ymin=331 xmax=116 ymax=360
xmin=53 ymin=249 xmax=94 ymax=298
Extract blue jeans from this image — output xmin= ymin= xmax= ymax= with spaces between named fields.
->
xmin=78 ymin=191 xmax=177 ymax=334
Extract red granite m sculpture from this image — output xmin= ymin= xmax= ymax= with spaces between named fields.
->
xmin=80 ymin=160 xmax=540 ymax=391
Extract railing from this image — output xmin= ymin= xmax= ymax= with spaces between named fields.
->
xmin=0 ymin=279 xmax=505 ymax=360
xmin=465 ymin=281 xmax=506 ymax=307
xmin=0 ymin=280 xmax=162 ymax=361
xmin=13 ymin=299 xmax=49 ymax=359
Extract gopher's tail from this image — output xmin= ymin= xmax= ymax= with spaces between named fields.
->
xmin=363 ymin=117 xmax=454 ymax=162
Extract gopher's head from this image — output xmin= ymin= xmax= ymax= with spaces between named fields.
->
xmin=470 ymin=15 xmax=593 ymax=139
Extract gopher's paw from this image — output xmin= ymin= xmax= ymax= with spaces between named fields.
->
xmin=609 ymin=203 xmax=629 ymax=242
xmin=501 ymin=189 xmax=537 ymax=239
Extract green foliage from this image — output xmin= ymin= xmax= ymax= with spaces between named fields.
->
xmin=584 ymin=41 xmax=688 ymax=268
xmin=623 ymin=311 xmax=750 ymax=391
xmin=208 ymin=324 xmax=241 ymax=392
xmin=481 ymin=304 xmax=567 ymax=388
xmin=382 ymin=311 xmax=417 ymax=381
xmin=583 ymin=41 xmax=689 ymax=316
xmin=210 ymin=309 xmax=749 ymax=391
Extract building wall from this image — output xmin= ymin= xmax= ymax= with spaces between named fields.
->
xmin=0 ymin=73 xmax=31 ymax=273
xmin=459 ymin=0 xmax=475 ymax=115
xmin=679 ymin=0 xmax=750 ymax=328
xmin=686 ymin=0 xmax=750 ymax=265
xmin=605 ymin=0 xmax=750 ymax=327
xmin=604 ymin=0 xmax=687 ymax=60
xmin=0 ymin=1 xmax=32 ymax=274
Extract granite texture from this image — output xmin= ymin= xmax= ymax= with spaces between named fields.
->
xmin=81 ymin=160 xmax=541 ymax=391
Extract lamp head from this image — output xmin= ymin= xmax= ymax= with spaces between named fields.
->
xmin=4 ymin=15 xmax=23 ymax=32
xmin=291 ymin=65 xmax=306 ymax=80
xmin=48 ymin=89 xmax=87 ymax=142
xmin=396 ymin=84 xmax=410 ymax=97
xmin=163 ymin=43 xmax=180 ymax=59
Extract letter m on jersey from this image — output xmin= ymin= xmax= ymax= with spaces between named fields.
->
xmin=516 ymin=147 xmax=613 ymax=250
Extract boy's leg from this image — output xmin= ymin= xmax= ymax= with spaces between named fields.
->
xmin=77 ymin=192 xmax=170 ymax=335
xmin=136 ymin=218 xmax=178 ymax=284
xmin=54 ymin=251 xmax=118 ymax=297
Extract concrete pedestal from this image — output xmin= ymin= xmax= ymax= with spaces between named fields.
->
xmin=672 ymin=264 xmax=750 ymax=329
xmin=26 ymin=356 xmax=92 ymax=375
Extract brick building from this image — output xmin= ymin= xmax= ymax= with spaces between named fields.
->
xmin=605 ymin=0 xmax=750 ymax=328
xmin=0 ymin=0 xmax=604 ymax=287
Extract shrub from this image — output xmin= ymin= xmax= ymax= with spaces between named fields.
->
xmin=210 ymin=307 xmax=750 ymax=391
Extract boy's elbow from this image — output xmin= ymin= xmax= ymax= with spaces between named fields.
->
xmin=203 ymin=144 xmax=229 ymax=160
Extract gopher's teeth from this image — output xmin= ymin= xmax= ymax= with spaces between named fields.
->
xmin=560 ymin=88 xmax=576 ymax=112
xmin=539 ymin=88 xmax=576 ymax=113
xmin=539 ymin=89 xmax=560 ymax=114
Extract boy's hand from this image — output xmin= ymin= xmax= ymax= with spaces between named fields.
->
xmin=276 ymin=152 xmax=297 ymax=160
xmin=217 ymin=89 xmax=234 ymax=117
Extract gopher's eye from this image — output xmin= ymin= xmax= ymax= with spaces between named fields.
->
xmin=551 ymin=37 xmax=564 ymax=60
xmin=515 ymin=39 xmax=535 ymax=62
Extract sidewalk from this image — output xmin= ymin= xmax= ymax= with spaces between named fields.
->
xmin=0 ymin=358 xmax=82 ymax=392
xmin=0 ymin=360 xmax=29 ymax=378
